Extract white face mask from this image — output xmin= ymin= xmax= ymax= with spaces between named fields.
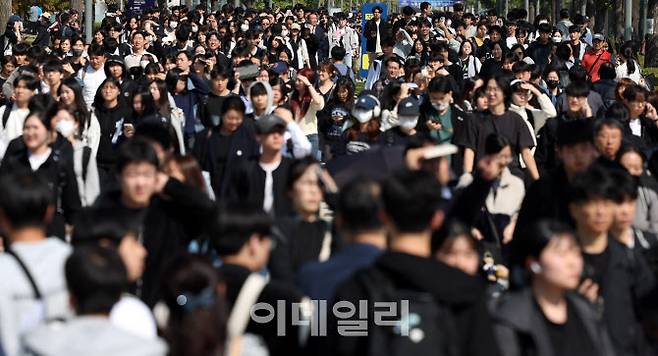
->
xmin=352 ymin=109 xmax=372 ymax=124
xmin=281 ymin=29 xmax=289 ymax=37
xmin=399 ymin=115 xmax=418 ymax=130
xmin=55 ymin=120 xmax=75 ymax=137
xmin=241 ymin=24 xmax=249 ymax=32
xmin=553 ymin=36 xmax=562 ymax=42
xmin=170 ymin=21 xmax=178 ymax=29
xmin=432 ymin=102 xmax=449 ymax=112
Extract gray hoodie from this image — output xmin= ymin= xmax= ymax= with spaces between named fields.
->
xmin=21 ymin=316 xmax=167 ymax=356
xmin=248 ymin=80 xmax=275 ymax=121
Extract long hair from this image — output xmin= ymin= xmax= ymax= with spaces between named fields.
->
xmin=150 ymin=79 xmax=172 ymax=118
xmin=290 ymin=67 xmax=316 ymax=119
xmin=58 ymin=77 xmax=90 ymax=137
xmin=327 ymin=77 xmax=355 ymax=110
xmin=92 ymin=77 xmax=122 ymax=110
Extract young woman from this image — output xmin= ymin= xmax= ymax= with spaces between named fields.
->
xmin=166 ymin=68 xmax=210 ymax=149
xmin=479 ymin=42 xmax=505 ymax=79
xmin=0 ymin=109 xmax=81 ymax=239
xmin=492 ymin=220 xmax=615 ymax=356
xmin=316 ymin=63 xmax=336 ymax=105
xmin=433 ymin=222 xmax=480 ymax=276
xmin=92 ymin=77 xmax=132 ymax=189
xmin=410 ymin=39 xmax=430 ymax=66
xmin=344 ymin=93 xmax=383 ymax=155
xmin=269 ymin=157 xmax=339 ymax=283
xmin=318 ymin=77 xmax=354 ymax=159
xmin=616 ymin=42 xmax=642 ymax=85
xmin=52 ymin=106 xmax=100 ymax=206
xmin=192 ymin=96 xmax=259 ymax=200
xmin=291 ymin=68 xmax=325 ymax=160
xmin=617 ymin=146 xmax=658 ymax=234
xmin=58 ymin=77 xmax=101 ymax=157
xmin=459 ymin=39 xmax=482 ymax=79
xmin=269 ymin=77 xmax=289 ymax=107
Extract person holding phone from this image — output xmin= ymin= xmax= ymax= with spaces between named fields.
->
xmin=621 ymin=84 xmax=658 ymax=154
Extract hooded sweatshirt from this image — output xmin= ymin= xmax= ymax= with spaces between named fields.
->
xmin=246 ymin=80 xmax=275 ymax=128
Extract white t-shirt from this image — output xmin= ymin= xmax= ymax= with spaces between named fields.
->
xmin=0 ymin=105 xmax=29 ymax=143
xmin=630 ymin=118 xmax=642 ymax=137
xmin=77 ymin=66 xmax=107 ymax=109
xmin=28 ymin=148 xmax=52 ymax=171
xmin=260 ymin=159 xmax=282 ymax=214
xmin=375 ymin=20 xmax=382 ymax=54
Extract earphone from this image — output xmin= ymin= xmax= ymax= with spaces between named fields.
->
xmin=530 ymin=262 xmax=542 ymax=274
xmin=364 ymin=94 xmax=381 ymax=119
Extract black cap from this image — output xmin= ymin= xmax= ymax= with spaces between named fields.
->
xmin=255 ymin=114 xmax=286 ymax=134
xmin=557 ymin=119 xmax=593 ymax=147
xmin=106 ymin=55 xmax=124 ymax=66
xmin=398 ymin=97 xmax=420 ymax=116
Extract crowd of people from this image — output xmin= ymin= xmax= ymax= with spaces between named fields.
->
xmin=1 ymin=1 xmax=658 ymax=356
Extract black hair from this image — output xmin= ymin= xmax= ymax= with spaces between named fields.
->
xmin=72 ymin=207 xmax=137 ymax=247
xmin=65 ymin=246 xmax=128 ymax=315
xmin=210 ymin=203 xmax=272 ymax=255
xmin=382 ymin=169 xmax=442 ymax=233
xmin=594 ymin=117 xmax=624 ymax=136
xmin=431 ymin=221 xmax=476 ymax=255
xmin=518 ymin=220 xmax=576 ymax=260
xmin=565 ymin=80 xmax=589 ymax=98
xmin=220 ymin=95 xmax=246 ymax=116
xmin=511 ymin=61 xmax=531 ymax=74
xmin=485 ymin=133 xmax=511 ymax=155
xmin=427 ymin=76 xmax=453 ymax=94
xmin=14 ymin=74 xmax=40 ymax=91
xmin=43 ymin=59 xmax=64 ymax=74
xmin=619 ymin=42 xmax=637 ymax=76
xmin=338 ymin=178 xmax=383 ymax=234
xmin=605 ymin=102 xmax=630 ymax=123
xmin=0 ymin=171 xmax=52 ymax=230
xmin=556 ymin=119 xmax=594 ymax=147
xmin=598 ymin=62 xmax=616 ymax=80
xmin=135 ymin=119 xmax=174 ymax=152
xmin=286 ymin=156 xmax=319 ymax=191
xmin=87 ymin=43 xmax=105 ymax=57
xmin=165 ymin=68 xmax=187 ymax=94
xmin=250 ymin=82 xmax=268 ymax=97
xmin=568 ymin=65 xmax=587 ymax=82
xmin=622 ymin=84 xmax=648 ymax=102
xmin=609 ymin=164 xmax=639 ymax=201
xmin=103 ymin=37 xmax=119 ymax=55
xmin=116 ymin=137 xmax=160 ymax=173
xmin=13 ymin=43 xmax=29 ymax=56
xmin=569 ymin=163 xmax=618 ymax=204
xmin=568 ymin=24 xmax=580 ymax=33
xmin=537 ymin=23 xmax=552 ymax=34
xmin=331 ymin=46 xmax=346 ymax=61
xmin=210 ymin=64 xmax=231 ymax=80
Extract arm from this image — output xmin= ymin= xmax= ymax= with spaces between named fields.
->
xmin=463 ymin=147 xmax=475 ymax=173
xmin=188 ymin=72 xmax=210 ymax=95
xmin=61 ymin=159 xmax=82 ymax=224
xmin=286 ymin=121 xmax=312 ymax=158
xmin=521 ymin=148 xmax=540 ymax=180
xmin=298 ymin=75 xmax=324 ymax=110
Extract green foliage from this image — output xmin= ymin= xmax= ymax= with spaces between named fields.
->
xmin=18 ymin=0 xmax=70 ymax=15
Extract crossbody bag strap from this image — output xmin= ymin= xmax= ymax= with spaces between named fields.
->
xmin=5 ymin=249 xmax=43 ymax=299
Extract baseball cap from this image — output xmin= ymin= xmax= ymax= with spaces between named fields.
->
xmin=270 ymin=61 xmax=288 ymax=75
xmin=42 ymin=12 xmax=52 ymax=19
xmin=397 ymin=97 xmax=420 ymax=117
xmin=291 ymin=23 xmax=301 ymax=31
xmin=106 ymin=55 xmax=124 ymax=66
xmin=354 ymin=95 xmax=379 ymax=111
xmin=255 ymin=114 xmax=287 ymax=134
xmin=593 ymin=33 xmax=605 ymax=42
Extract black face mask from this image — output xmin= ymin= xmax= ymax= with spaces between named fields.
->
xmin=72 ymin=49 xmax=84 ymax=57
xmin=546 ymin=80 xmax=559 ymax=89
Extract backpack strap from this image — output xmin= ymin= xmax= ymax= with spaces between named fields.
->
xmin=5 ymin=248 xmax=43 ymax=299
xmin=81 ymin=145 xmax=92 ymax=182
xmin=2 ymin=101 xmax=13 ymax=128
xmin=226 ymin=273 xmax=269 ymax=339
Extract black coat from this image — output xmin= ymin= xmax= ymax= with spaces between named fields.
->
xmin=492 ymin=289 xmax=616 ymax=356
xmin=328 ymin=252 xmax=501 ymax=356
xmin=94 ymin=178 xmax=215 ymax=307
xmin=363 ymin=19 xmax=392 ymax=53
xmin=228 ymin=158 xmax=293 ymax=218
xmin=0 ymin=144 xmax=81 ymax=239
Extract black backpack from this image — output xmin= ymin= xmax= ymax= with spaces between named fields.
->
xmin=355 ymin=268 xmax=459 ymax=356
xmin=2 ymin=101 xmax=13 ymax=128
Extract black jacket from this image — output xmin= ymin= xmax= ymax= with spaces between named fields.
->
xmin=363 ymin=19 xmax=392 ymax=53
xmin=0 ymin=144 xmax=81 ymax=239
xmin=94 ymin=178 xmax=215 ymax=307
xmin=229 ymin=158 xmax=293 ymax=218
xmin=94 ymin=102 xmax=132 ymax=169
xmin=492 ymin=289 xmax=616 ymax=356
xmin=328 ymin=252 xmax=501 ymax=356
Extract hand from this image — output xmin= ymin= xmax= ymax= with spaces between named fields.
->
xmin=399 ymin=83 xmax=410 ymax=99
xmin=521 ymin=82 xmax=540 ymax=96
xmin=426 ymin=120 xmax=442 ymax=131
xmin=502 ymin=221 xmax=516 ymax=244
xmin=297 ymin=74 xmax=312 ymax=87
xmin=155 ymin=172 xmax=170 ymax=194
xmin=471 ymin=228 xmax=483 ymax=241
xmin=123 ymin=124 xmax=135 ymax=138
xmin=234 ymin=71 xmax=241 ymax=84
xmin=581 ymin=100 xmax=592 ymax=118
xmin=646 ymin=103 xmax=658 ymax=121
xmin=156 ymin=72 xmax=166 ymax=81
xmin=62 ymin=63 xmax=74 ymax=75
xmin=578 ymin=278 xmax=599 ymax=304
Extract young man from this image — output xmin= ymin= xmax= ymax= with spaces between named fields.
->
xmin=525 ymin=23 xmax=553 ymax=72
xmin=0 ymin=171 xmax=72 ymax=356
xmin=328 ymin=13 xmax=358 ymax=71
xmin=21 ymin=246 xmax=167 ymax=355
xmin=94 ymin=137 xmax=215 ymax=307
xmin=330 ymin=46 xmax=354 ymax=81
xmin=569 ymin=164 xmax=654 ymax=356
xmin=516 ymin=119 xmax=599 ymax=237
xmin=568 ymin=24 xmax=588 ymax=64
xmin=212 ymin=204 xmax=305 ymax=355
xmin=297 ymin=178 xmax=386 ymax=301
xmin=581 ymin=33 xmax=612 ymax=82
xmin=77 ymin=43 xmax=107 ymax=108
xmin=72 ymin=208 xmax=155 ymax=340
xmin=373 ymin=56 xmax=402 ymax=97
xmin=329 ymin=169 xmax=501 ymax=356
xmin=123 ymin=31 xmax=159 ymax=70
xmin=200 ymin=64 xmax=236 ymax=128
xmin=364 ymin=6 xmax=392 ymax=68
xmin=104 ymin=55 xmax=137 ymax=106
xmin=42 ymin=59 xmax=63 ymax=98
xmin=0 ymin=74 xmax=38 ymax=142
